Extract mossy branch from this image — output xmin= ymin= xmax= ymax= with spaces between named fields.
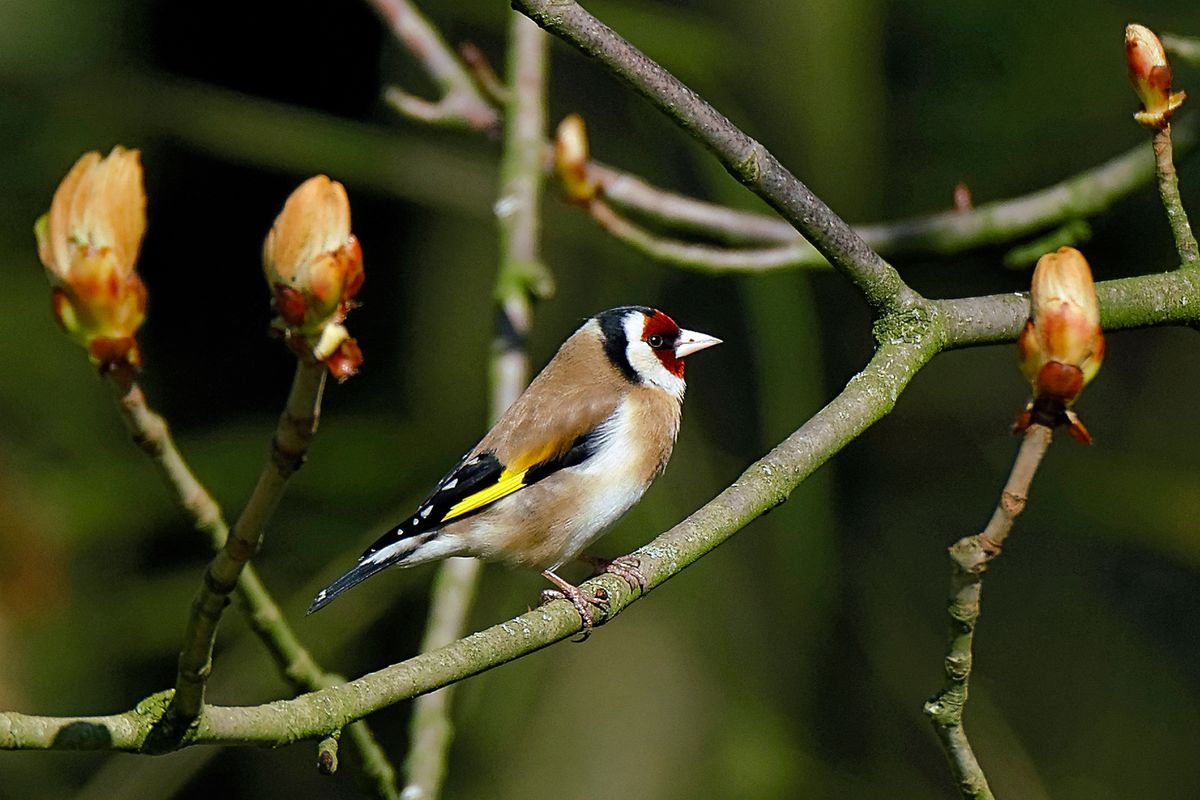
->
xmin=0 ymin=337 xmax=935 ymax=752
xmin=6 ymin=266 xmax=1200 ymax=752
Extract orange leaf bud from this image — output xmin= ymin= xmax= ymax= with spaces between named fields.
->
xmin=555 ymin=114 xmax=597 ymax=203
xmin=35 ymin=147 xmax=148 ymax=370
xmin=1126 ymin=24 xmax=1186 ymax=128
xmin=263 ymin=176 xmax=365 ymax=377
xmin=1015 ymin=247 xmax=1104 ymax=437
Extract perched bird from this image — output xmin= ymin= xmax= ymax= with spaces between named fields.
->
xmin=308 ymin=306 xmax=721 ymax=634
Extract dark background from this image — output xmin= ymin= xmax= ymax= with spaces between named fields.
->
xmin=1 ymin=1 xmax=1199 ymax=798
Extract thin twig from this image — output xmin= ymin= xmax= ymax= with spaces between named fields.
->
xmin=588 ymin=161 xmax=804 ymax=246
xmin=924 ymin=424 xmax=1054 ymax=800
xmin=238 ymin=569 xmax=400 ymax=798
xmin=108 ymin=372 xmax=226 ymax=548
xmin=401 ymin=13 xmax=548 ymax=800
xmin=1001 ymin=220 xmax=1092 ymax=270
xmin=590 ymin=114 xmax=1197 ymax=269
xmin=365 ymin=0 xmax=500 ymax=132
xmin=1152 ymin=124 xmax=1200 ymax=267
xmin=459 ymin=42 xmax=512 ymax=106
xmin=588 ymin=198 xmax=827 ymax=272
xmin=105 ymin=368 xmax=399 ymax=793
xmin=513 ymin=0 xmax=919 ymax=312
xmin=166 ymin=361 xmax=326 ymax=724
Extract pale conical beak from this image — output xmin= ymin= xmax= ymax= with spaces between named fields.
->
xmin=674 ymin=328 xmax=722 ymax=359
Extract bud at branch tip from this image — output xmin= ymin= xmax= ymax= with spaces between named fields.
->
xmin=263 ymin=175 xmax=365 ymax=381
xmin=1126 ymin=23 xmax=1186 ymax=129
xmin=1015 ymin=247 xmax=1105 ymax=443
xmin=34 ymin=146 xmax=148 ymax=373
xmin=555 ymin=114 xmax=598 ymax=204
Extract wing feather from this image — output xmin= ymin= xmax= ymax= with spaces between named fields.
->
xmin=361 ymin=326 xmax=627 ymax=559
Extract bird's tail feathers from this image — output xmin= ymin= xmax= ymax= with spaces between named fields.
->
xmin=307 ymin=533 xmax=423 ymax=614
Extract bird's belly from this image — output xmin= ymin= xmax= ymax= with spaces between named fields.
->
xmin=444 ymin=470 xmax=648 ymax=570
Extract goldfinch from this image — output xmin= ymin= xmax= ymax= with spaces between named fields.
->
xmin=308 ymin=306 xmax=720 ymax=633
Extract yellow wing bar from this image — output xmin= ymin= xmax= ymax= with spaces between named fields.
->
xmin=441 ymin=469 xmax=527 ymax=523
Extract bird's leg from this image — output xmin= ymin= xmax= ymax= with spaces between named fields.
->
xmin=581 ymin=554 xmax=648 ymax=593
xmin=540 ymin=569 xmax=608 ymax=641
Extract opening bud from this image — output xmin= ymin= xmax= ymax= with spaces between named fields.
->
xmin=1126 ymin=24 xmax=1186 ymax=129
xmin=1015 ymin=247 xmax=1105 ymax=442
xmin=34 ymin=147 xmax=148 ymax=372
xmin=554 ymin=114 xmax=597 ymax=203
xmin=263 ymin=176 xmax=364 ymax=380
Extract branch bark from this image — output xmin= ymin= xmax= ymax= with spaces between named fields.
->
xmin=925 ymin=424 xmax=1054 ymax=799
xmin=937 ymin=267 xmax=1200 ymax=347
xmin=1152 ymin=124 xmax=1200 ymax=267
xmin=588 ymin=198 xmax=828 ymax=273
xmin=165 ymin=361 xmax=326 ymax=727
xmin=104 ymin=368 xmax=398 ymax=793
xmin=8 ymin=262 xmax=1200 ymax=752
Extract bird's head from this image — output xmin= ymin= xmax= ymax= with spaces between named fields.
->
xmin=596 ymin=306 xmax=721 ymax=397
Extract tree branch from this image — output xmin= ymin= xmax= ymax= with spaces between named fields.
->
xmin=365 ymin=0 xmax=500 ymax=132
xmin=513 ymin=0 xmax=919 ymax=312
xmin=1 ymin=337 xmax=936 ymax=751
xmin=587 ymin=198 xmax=828 ymax=272
xmin=364 ymin=0 xmax=1197 ymax=276
xmin=937 ymin=267 xmax=1200 ymax=348
xmin=165 ymin=361 xmax=326 ymax=726
xmin=924 ymin=424 xmax=1054 ymax=799
xmin=591 ymin=113 xmax=1197 ymax=264
xmin=1152 ymin=124 xmax=1199 ymax=267
xmin=587 ymin=161 xmax=805 ymax=246
xmin=104 ymin=368 xmax=398 ymax=792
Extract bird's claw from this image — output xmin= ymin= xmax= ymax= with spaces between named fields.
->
xmin=540 ymin=570 xmax=608 ymax=641
xmin=584 ymin=554 xmax=648 ymax=593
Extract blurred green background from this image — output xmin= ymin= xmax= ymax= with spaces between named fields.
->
xmin=2 ymin=1 xmax=1199 ymax=798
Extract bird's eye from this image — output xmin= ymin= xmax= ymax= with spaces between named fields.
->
xmin=647 ymin=334 xmax=665 ymax=349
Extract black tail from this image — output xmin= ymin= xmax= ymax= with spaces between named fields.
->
xmin=307 ymin=557 xmax=394 ymax=615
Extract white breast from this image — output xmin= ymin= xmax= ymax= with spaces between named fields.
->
xmin=545 ymin=400 xmax=654 ymax=565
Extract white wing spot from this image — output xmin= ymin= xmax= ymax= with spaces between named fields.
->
xmin=420 ymin=505 xmax=433 ymax=519
xmin=442 ymin=478 xmax=458 ymax=490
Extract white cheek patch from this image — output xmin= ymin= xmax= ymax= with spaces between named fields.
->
xmin=622 ymin=314 xmax=687 ymax=400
